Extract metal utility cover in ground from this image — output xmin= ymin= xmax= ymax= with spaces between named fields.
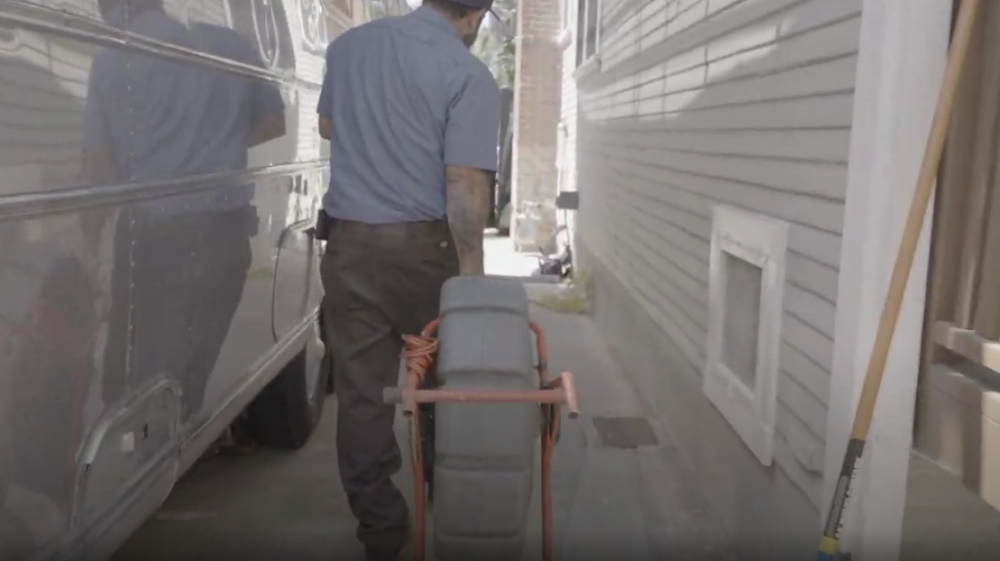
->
xmin=592 ymin=416 xmax=659 ymax=449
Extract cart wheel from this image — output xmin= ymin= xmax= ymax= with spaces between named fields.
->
xmin=431 ymin=277 xmax=539 ymax=561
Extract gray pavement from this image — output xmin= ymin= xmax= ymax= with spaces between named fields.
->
xmin=111 ymin=304 xmax=733 ymax=561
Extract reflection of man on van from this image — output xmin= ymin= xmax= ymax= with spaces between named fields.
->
xmin=83 ymin=0 xmax=286 ymax=419
xmin=85 ymin=0 xmax=286 ymax=186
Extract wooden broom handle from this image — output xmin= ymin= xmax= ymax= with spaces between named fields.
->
xmin=850 ymin=0 xmax=983 ymax=440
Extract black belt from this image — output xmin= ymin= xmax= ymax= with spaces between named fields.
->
xmin=315 ymin=211 xmax=447 ymax=241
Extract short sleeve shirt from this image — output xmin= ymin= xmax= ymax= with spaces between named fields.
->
xmin=317 ymin=6 xmax=501 ymax=224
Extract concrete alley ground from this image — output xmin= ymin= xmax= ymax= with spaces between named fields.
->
xmin=110 ymin=235 xmax=735 ymax=561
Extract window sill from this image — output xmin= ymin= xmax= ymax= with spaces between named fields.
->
xmin=572 ymin=54 xmax=601 ymax=82
xmin=932 ymin=321 xmax=1000 ymax=385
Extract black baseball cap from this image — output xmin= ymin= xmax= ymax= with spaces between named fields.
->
xmin=448 ymin=0 xmax=507 ymax=38
xmin=448 ymin=0 xmax=495 ymax=9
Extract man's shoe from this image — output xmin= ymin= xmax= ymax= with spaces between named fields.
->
xmin=365 ymin=523 xmax=415 ymax=561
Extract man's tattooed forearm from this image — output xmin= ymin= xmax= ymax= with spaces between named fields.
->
xmin=445 ymin=166 xmax=492 ymax=275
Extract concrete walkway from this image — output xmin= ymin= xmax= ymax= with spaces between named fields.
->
xmin=484 ymin=232 xmax=541 ymax=278
xmin=112 ymin=302 xmax=733 ymax=561
xmin=515 ymin=306 xmax=734 ymax=561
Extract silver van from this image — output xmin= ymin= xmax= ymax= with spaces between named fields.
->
xmin=0 ymin=1 xmax=368 ymax=559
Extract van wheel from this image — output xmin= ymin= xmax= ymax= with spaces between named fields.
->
xmin=246 ymin=348 xmax=325 ymax=449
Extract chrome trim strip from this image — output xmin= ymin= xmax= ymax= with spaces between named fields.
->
xmin=0 ymin=160 xmax=329 ymax=219
xmin=0 ymin=0 xmax=321 ymax=90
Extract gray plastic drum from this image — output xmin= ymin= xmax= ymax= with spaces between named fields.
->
xmin=432 ymin=276 xmax=540 ymax=561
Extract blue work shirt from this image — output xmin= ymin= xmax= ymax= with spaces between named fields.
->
xmin=83 ymin=9 xmax=285 ymax=216
xmin=317 ymin=6 xmax=501 ymax=224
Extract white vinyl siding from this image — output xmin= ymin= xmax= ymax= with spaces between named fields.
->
xmin=574 ymin=0 xmax=862 ymax=507
xmin=0 ymin=28 xmax=95 ymax=192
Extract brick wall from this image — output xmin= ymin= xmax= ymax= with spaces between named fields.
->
xmin=512 ymin=0 xmax=562 ymax=253
xmin=556 ymin=0 xmax=577 ymax=269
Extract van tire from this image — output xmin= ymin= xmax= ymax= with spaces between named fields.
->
xmin=246 ymin=349 xmax=325 ymax=449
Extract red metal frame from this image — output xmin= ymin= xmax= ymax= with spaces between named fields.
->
xmin=385 ymin=319 xmax=579 ymax=561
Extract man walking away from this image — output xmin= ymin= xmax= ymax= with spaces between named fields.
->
xmin=316 ymin=1 xmax=500 ymax=559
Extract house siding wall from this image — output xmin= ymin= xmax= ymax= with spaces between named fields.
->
xmin=568 ymin=0 xmax=863 ymax=551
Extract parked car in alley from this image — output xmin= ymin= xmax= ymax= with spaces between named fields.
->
xmin=0 ymin=1 xmax=347 ymax=559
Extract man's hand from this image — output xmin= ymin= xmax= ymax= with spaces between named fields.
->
xmin=445 ymin=165 xmax=492 ymax=276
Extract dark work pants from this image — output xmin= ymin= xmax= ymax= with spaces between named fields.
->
xmin=320 ymin=218 xmax=458 ymax=561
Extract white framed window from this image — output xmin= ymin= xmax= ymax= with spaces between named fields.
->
xmin=703 ymin=205 xmax=788 ymax=466
xmin=575 ymin=0 xmax=600 ymax=68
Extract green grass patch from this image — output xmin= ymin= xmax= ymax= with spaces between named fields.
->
xmin=529 ymin=271 xmax=594 ymax=315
